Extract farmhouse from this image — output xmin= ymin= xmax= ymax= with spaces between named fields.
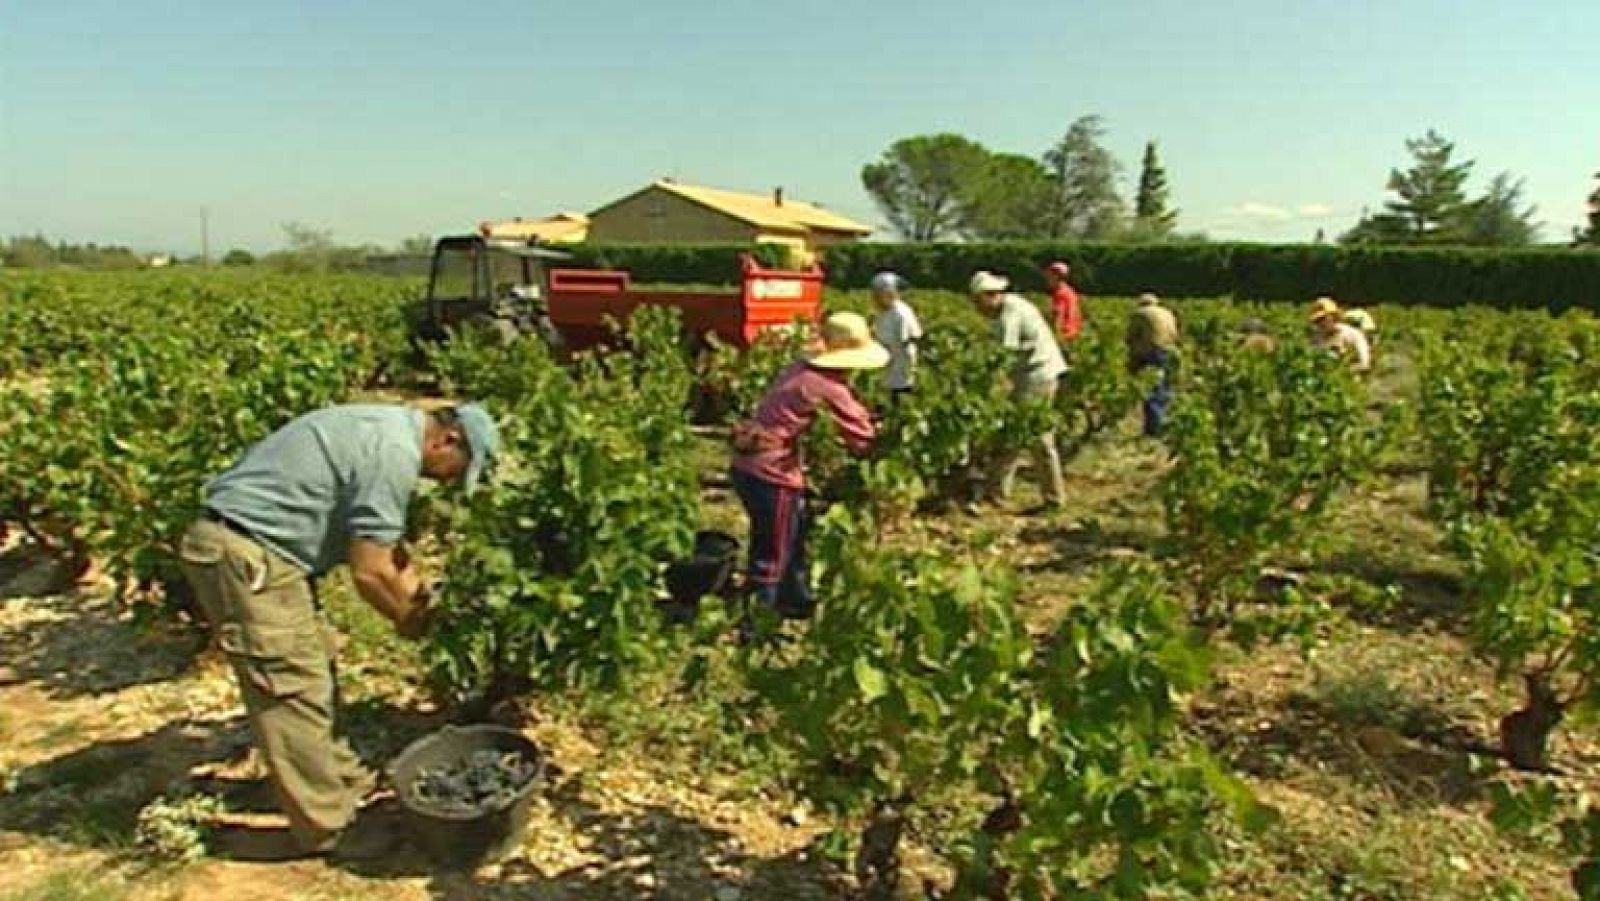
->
xmin=585 ymin=179 xmax=871 ymax=265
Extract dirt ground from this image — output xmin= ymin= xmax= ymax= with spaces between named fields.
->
xmin=0 ymin=538 xmax=844 ymax=901
xmin=2 ymin=355 xmax=1596 ymax=899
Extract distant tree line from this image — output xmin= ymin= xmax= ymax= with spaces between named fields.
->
xmin=256 ymin=224 xmax=432 ymax=273
xmin=0 ymin=236 xmax=148 ymax=269
xmin=864 ymin=121 xmax=1596 ymax=248
xmin=11 ymin=148 xmax=1597 ymax=261
xmin=861 ymin=115 xmax=1189 ymax=242
xmin=1 ymin=226 xmax=434 ymax=271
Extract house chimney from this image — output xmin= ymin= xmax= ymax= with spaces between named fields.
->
xmin=774 ymin=187 xmax=784 ymax=207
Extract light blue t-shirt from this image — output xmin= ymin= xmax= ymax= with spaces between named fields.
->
xmin=993 ymin=293 xmax=1067 ymax=385
xmin=206 ymin=404 xmax=424 ymax=575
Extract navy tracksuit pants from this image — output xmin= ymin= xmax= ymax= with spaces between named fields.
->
xmin=731 ymin=467 xmax=813 ymax=618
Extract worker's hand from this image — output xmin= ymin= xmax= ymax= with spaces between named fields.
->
xmin=393 ymin=544 xmax=412 ymax=572
xmin=395 ymin=585 xmax=435 ymax=641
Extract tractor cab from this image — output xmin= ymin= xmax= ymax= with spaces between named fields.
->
xmin=414 ymin=234 xmax=572 ymax=345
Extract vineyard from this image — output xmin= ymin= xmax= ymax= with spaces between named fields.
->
xmin=0 ymin=269 xmax=1598 ymax=900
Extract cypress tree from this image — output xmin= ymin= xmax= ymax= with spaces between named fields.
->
xmin=1133 ymin=141 xmax=1178 ymax=236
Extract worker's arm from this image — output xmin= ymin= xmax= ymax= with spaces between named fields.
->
xmin=997 ymin=305 xmax=1023 ymax=353
xmin=825 ymin=387 xmax=878 ymax=457
xmin=347 ymin=455 xmax=430 ymax=637
xmin=901 ymin=315 xmax=921 ymax=370
xmin=349 ymin=538 xmax=430 ymax=636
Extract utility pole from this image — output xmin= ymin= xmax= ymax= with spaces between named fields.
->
xmin=200 ymin=206 xmax=210 ymax=267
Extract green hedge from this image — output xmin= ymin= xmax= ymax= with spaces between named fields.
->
xmin=821 ymin=242 xmax=1236 ymax=298
xmin=824 ymin=243 xmax=1600 ymax=310
xmin=1226 ymin=245 xmax=1600 ymax=310
xmin=567 ymin=241 xmax=1600 ymax=310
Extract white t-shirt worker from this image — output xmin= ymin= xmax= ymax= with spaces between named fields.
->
xmin=869 ymin=272 xmax=923 ymax=394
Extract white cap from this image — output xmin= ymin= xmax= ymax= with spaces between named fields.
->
xmin=969 ymin=271 xmax=1009 ymax=294
xmin=870 ymin=271 xmax=904 ymax=294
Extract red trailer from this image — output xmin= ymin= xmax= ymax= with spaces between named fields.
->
xmin=413 ymin=236 xmax=823 ymax=354
xmin=545 ymin=254 xmax=823 ymax=352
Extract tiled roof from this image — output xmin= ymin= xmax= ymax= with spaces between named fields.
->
xmin=604 ymin=180 xmax=871 ymax=235
xmin=482 ymin=213 xmax=589 ymax=242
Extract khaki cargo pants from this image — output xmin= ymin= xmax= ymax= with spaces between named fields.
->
xmin=989 ymin=375 xmax=1067 ymax=506
xmin=179 ymin=518 xmax=374 ymax=849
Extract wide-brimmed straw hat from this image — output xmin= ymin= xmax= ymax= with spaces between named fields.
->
xmin=969 ymin=271 xmax=1010 ymax=294
xmin=1308 ymin=297 xmax=1341 ymax=323
xmin=807 ymin=312 xmax=890 ymax=370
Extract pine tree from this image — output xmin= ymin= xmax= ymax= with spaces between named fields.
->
xmin=1577 ymin=169 xmax=1600 ymax=246
xmin=861 ymin=134 xmax=993 ymax=241
xmin=1381 ymin=130 xmax=1474 ymax=243
xmin=1341 ymin=131 xmax=1474 ymax=244
xmin=962 ymin=153 xmax=1054 ymax=240
xmin=1133 ymin=141 xmax=1178 ymax=237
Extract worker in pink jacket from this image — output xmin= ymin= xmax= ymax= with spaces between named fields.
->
xmin=730 ymin=312 xmax=887 ymax=620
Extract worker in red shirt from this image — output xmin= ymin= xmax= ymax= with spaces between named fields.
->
xmin=1043 ymin=261 xmax=1083 ymax=341
xmin=730 ymin=312 xmax=887 ymax=622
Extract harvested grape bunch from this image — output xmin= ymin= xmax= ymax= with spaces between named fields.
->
xmin=411 ymin=750 xmax=538 ymax=815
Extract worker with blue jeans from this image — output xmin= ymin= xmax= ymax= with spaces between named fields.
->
xmin=1126 ymin=294 xmax=1180 ymax=437
xmin=1135 ymin=349 xmax=1176 ymax=437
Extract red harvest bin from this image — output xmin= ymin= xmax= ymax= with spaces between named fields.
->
xmin=545 ymin=254 xmax=823 ymax=352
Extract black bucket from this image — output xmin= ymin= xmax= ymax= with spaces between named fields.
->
xmin=661 ymin=530 xmax=740 ymax=623
xmin=659 ymin=531 xmax=739 ymax=624
xmin=666 ymin=530 xmax=741 ymax=600
xmin=390 ymin=725 xmax=545 ymax=870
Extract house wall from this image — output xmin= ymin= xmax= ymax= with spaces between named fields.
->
xmin=807 ymin=231 xmax=865 ymax=254
xmin=588 ymin=186 xmax=761 ymax=243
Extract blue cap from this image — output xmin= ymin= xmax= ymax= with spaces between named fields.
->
xmin=456 ymin=403 xmax=500 ymax=493
xmin=870 ymin=271 xmax=904 ymax=294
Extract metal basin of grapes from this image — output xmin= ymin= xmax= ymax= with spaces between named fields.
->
xmin=390 ymin=724 xmax=545 ymax=869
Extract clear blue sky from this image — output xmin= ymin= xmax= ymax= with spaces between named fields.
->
xmin=2 ymin=0 xmax=1596 ymax=254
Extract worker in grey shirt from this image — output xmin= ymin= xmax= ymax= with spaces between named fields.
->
xmin=178 ymin=402 xmax=498 ymax=859
xmin=970 ymin=271 xmax=1067 ymax=510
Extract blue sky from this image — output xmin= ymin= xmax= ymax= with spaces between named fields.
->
xmin=2 ymin=0 xmax=1596 ymax=253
